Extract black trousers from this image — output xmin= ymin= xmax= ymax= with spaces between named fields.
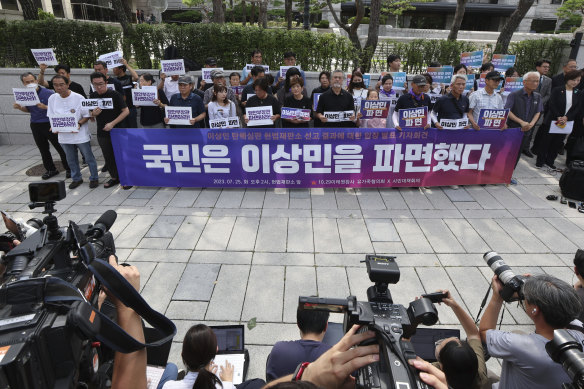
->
xmin=97 ymin=134 xmax=119 ymax=180
xmin=30 ymin=121 xmax=69 ymax=172
xmin=536 ymin=125 xmax=566 ymax=167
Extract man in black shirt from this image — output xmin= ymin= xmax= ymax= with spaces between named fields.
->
xmin=38 ymin=64 xmax=87 ymax=98
xmin=432 ymin=74 xmax=471 ymax=129
xmin=241 ymin=66 xmax=272 ymax=107
xmin=91 ymin=60 xmax=123 ymax=96
xmin=315 ymin=70 xmax=356 ymax=128
xmin=113 ymin=59 xmax=139 ymax=128
xmin=551 ymin=58 xmax=578 ymax=90
xmin=89 ymin=72 xmax=129 ymax=189
xmin=393 ymin=74 xmax=431 ymax=131
xmin=245 ymin=77 xmax=281 ymax=128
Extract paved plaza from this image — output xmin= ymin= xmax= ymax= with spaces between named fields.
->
xmin=1 ymin=143 xmax=583 ymax=381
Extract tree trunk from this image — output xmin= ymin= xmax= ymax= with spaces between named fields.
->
xmin=251 ymin=1 xmax=256 ymax=25
xmin=213 ymin=0 xmax=225 ymax=23
xmin=259 ymin=0 xmax=268 ymax=28
xmin=448 ymin=0 xmax=467 ymax=41
xmin=19 ymin=0 xmax=39 ymax=20
xmin=326 ymin=0 xmax=363 ymax=51
xmin=111 ymin=0 xmax=136 ymax=59
xmin=285 ymin=0 xmax=292 ymax=29
xmin=361 ymin=0 xmax=381 ymax=71
xmin=242 ymin=0 xmax=247 ymax=25
xmin=495 ymin=0 xmax=535 ymax=53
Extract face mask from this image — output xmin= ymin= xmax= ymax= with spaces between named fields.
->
xmin=26 ymin=83 xmax=38 ymax=89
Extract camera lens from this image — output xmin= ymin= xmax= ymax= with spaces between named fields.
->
xmin=483 ymin=251 xmax=516 ymax=285
xmin=546 ymin=330 xmax=584 ymax=384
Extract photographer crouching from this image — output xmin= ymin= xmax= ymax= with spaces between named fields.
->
xmin=479 ymin=269 xmax=584 ymax=388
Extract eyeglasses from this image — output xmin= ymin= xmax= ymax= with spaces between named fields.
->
xmin=92 ymin=82 xmax=106 ymax=87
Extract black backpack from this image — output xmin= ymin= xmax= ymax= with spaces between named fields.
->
xmin=560 ymin=160 xmax=584 ymax=201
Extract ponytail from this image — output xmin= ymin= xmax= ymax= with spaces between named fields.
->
xmin=192 ymin=367 xmax=222 ymax=389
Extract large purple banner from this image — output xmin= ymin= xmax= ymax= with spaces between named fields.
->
xmin=111 ymin=128 xmax=523 ymax=188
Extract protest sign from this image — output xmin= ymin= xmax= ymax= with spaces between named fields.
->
xmin=360 ymin=100 xmax=389 ymax=119
xmin=324 ymin=111 xmax=353 ymax=122
xmin=477 ymin=73 xmax=503 ymax=91
xmin=428 ymin=93 xmax=441 ymax=105
xmin=82 ymin=98 xmax=114 ymax=110
xmin=280 ymin=66 xmax=300 ymax=78
xmin=246 ymin=64 xmax=270 ymax=73
xmin=313 ymin=93 xmax=322 ymax=111
xmin=112 ymin=127 xmax=524 ymax=188
xmin=246 ymin=106 xmax=274 ymax=126
xmin=31 ymin=48 xmax=58 ymax=66
xmin=202 ymin=68 xmax=224 ymax=83
xmin=246 ymin=93 xmax=256 ymax=100
xmin=550 ymin=120 xmax=574 ymax=135
xmin=231 ymin=86 xmax=245 ymax=96
xmin=281 ymin=107 xmax=311 ymax=121
xmin=13 ymin=88 xmax=40 ymax=106
xmin=460 ymin=50 xmax=483 ymax=68
xmin=439 ymin=118 xmax=469 ymax=130
xmin=399 ymin=106 xmax=428 ymax=129
xmin=165 ymin=106 xmax=192 ymax=125
xmin=492 ymin=54 xmax=516 ymax=73
xmin=49 ymin=115 xmax=78 ymax=133
xmin=161 ymin=59 xmax=185 ymax=76
xmin=132 ymin=87 xmax=158 ymax=107
xmin=346 ymin=73 xmax=372 ymax=88
xmin=390 ymin=72 xmax=407 ymax=90
xmin=477 ymin=109 xmax=509 ymax=130
xmin=464 ymin=77 xmax=475 ymax=92
xmin=426 ymin=67 xmax=454 ymax=84
xmin=98 ymin=50 xmax=123 ymax=68
xmin=502 ymin=77 xmax=523 ymax=95
xmin=209 ymin=117 xmax=241 ymax=129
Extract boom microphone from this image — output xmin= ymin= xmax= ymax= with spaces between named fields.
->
xmin=88 ymin=210 xmax=117 ymax=239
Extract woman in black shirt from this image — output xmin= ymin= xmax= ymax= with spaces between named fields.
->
xmin=311 ymin=71 xmax=331 ymax=128
xmin=139 ymin=73 xmax=168 ymax=128
xmin=245 ymin=77 xmax=281 ymax=128
xmin=282 ymin=78 xmax=312 ymax=128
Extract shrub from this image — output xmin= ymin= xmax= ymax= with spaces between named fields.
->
xmin=508 ymin=38 xmax=570 ymax=75
xmin=315 ymin=19 xmax=329 ymax=28
xmin=170 ymin=10 xmax=203 ymax=23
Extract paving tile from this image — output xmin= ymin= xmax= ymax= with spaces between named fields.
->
xmin=372 ymin=241 xmax=406 ymax=254
xmin=465 ymin=186 xmax=505 ymax=209
xmin=145 ymin=215 xmax=185 ymax=238
xmin=127 ymin=248 xmax=191 ymax=263
xmin=337 ymin=218 xmax=374 ymax=253
xmin=361 ymin=209 xmax=413 ymax=219
xmin=467 ymin=218 xmax=523 ymax=253
xmin=189 ymin=250 xmax=252 ymax=265
xmin=283 ymin=266 xmax=317 ymax=322
xmin=262 ymin=209 xmax=311 ymax=218
xmin=442 ymin=187 xmax=475 ymax=202
xmin=128 ymin=187 xmax=158 ymax=199
xmin=215 ymin=188 xmax=245 ymax=208
xmin=423 ymin=187 xmax=457 ymax=209
xmin=493 ymin=219 xmax=549 ymax=253
xmin=241 ymin=189 xmax=266 ymax=208
xmin=140 ymin=262 xmax=186 ymax=313
xmin=167 ymin=188 xmax=200 ymax=207
xmin=459 ymin=209 xmax=514 ymax=219
xmin=365 ymin=219 xmax=401 ymax=242
xmin=393 ymin=219 xmax=433 ymax=253
xmin=313 ymin=218 xmax=342 ymax=253
xmin=311 ymin=188 xmax=337 ymax=209
xmin=115 ymin=214 xmax=158 ymax=248
xmin=417 ymin=219 xmax=465 ymax=253
xmin=206 ymin=265 xmax=250 ymax=321
xmin=196 ymin=216 xmax=236 ymax=251
xmin=312 ymin=209 xmax=362 ymax=218
xmin=485 ymin=186 xmax=530 ymax=209
xmin=289 ymin=197 xmax=312 ymax=209
xmin=212 ymin=208 xmax=262 ymax=217
xmin=193 ymin=188 xmax=221 ymax=207
xmin=173 ymin=263 xmax=221 ymax=301
xmin=356 ymin=188 xmax=386 ymax=210
xmin=253 ymin=252 xmax=314 ymax=266
xmin=545 ymin=217 xmax=584 ymax=247
xmin=411 ymin=209 xmax=463 ymax=219
xmin=518 ymin=217 xmax=579 ymax=253
xmin=416 ymin=267 xmax=469 ymax=325
xmin=379 ymin=188 xmax=409 ymax=209
xmin=317 ymin=267 xmax=349 ymax=298
xmin=263 ymin=189 xmax=289 ymax=208
xmin=137 ymin=237 xmax=171 ymax=249
xmin=227 ymin=217 xmax=260 ymax=251
xmin=335 ymin=188 xmax=361 ymax=209
xmin=287 ymin=218 xmax=314 ymax=252
xmin=399 ymin=187 xmax=433 ymax=209
xmin=443 ymin=219 xmax=489 ymax=253
xmin=168 ymin=216 xmax=208 ymax=250
xmin=129 ymin=261 xmax=157 ymax=292
xmin=255 ymin=217 xmax=288 ymax=252
xmin=315 ymin=253 xmax=365 ymax=267
xmin=146 ymin=187 xmax=178 ymax=206
xmin=165 ymin=301 xmax=208 ymax=320
xmin=241 ymin=265 xmax=285 ymax=321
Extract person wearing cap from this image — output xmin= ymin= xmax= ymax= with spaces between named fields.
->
xmin=203 ymin=70 xmax=238 ymax=108
xmin=197 ymin=57 xmax=218 ymax=91
xmin=392 ymin=74 xmax=432 ymax=131
xmin=468 ymin=71 xmax=504 ymax=130
xmin=164 ymin=76 xmax=206 ymax=128
xmin=241 ymin=49 xmax=264 ymax=86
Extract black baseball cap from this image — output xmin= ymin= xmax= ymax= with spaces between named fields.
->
xmin=485 ymin=71 xmax=504 ymax=81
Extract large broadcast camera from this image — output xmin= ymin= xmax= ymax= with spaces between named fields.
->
xmin=299 ymin=255 xmax=439 ymax=389
xmin=0 ymin=181 xmax=175 ymax=389
xmin=546 ymin=329 xmax=584 ymax=389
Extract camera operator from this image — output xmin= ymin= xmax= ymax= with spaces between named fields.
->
xmin=573 ymin=249 xmax=584 ymax=322
xmin=432 ymin=290 xmax=487 ymax=389
xmin=106 ymin=254 xmax=147 ymax=389
xmin=479 ymin=273 xmax=584 ymax=388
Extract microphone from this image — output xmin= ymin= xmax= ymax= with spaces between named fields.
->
xmin=88 ymin=210 xmax=117 ymax=239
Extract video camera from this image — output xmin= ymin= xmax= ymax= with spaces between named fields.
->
xmin=299 ymin=255 xmax=439 ymax=389
xmin=546 ymin=329 xmax=584 ymax=389
xmin=0 ymin=181 xmax=176 ymax=389
xmin=484 ymin=251 xmax=525 ymax=302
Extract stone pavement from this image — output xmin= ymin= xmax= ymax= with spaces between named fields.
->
xmin=1 ymin=143 xmax=583 ymax=381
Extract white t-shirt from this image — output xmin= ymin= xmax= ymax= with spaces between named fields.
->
xmin=208 ymin=101 xmax=237 ymax=120
xmin=47 ymin=91 xmax=90 ymax=144
xmin=566 ymin=90 xmax=573 ymax=115
xmin=164 ymin=78 xmax=179 ymax=99
xmin=162 ymin=371 xmax=234 ymax=389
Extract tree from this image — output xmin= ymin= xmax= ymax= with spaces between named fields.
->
xmin=258 ymin=0 xmax=268 ymax=27
xmin=112 ymin=0 xmax=137 ymax=58
xmin=495 ymin=0 xmax=535 ymax=53
xmin=213 ymin=0 xmax=225 ymax=22
xmin=448 ymin=0 xmax=467 ymax=40
xmin=285 ymin=0 xmax=293 ymax=29
xmin=18 ymin=0 xmax=39 ymax=20
xmin=557 ymin=0 xmax=584 ymax=30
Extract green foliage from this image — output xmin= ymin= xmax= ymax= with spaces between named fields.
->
xmin=38 ymin=9 xmax=55 ymax=20
xmin=508 ymin=38 xmax=569 ymax=75
xmin=348 ymin=16 xmax=370 ymax=24
xmin=373 ymin=39 xmax=478 ymax=73
xmin=557 ymin=0 xmax=584 ymax=19
xmin=560 ymin=14 xmax=582 ymax=30
xmin=314 ymin=19 xmax=330 ymax=28
xmin=0 ymin=19 xmax=122 ymax=68
xmin=130 ymin=23 xmax=358 ymax=71
xmin=171 ymin=9 xmax=204 ymax=22
xmin=182 ymin=0 xmax=205 ymax=7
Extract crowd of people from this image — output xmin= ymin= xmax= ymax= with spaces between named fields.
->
xmin=13 ymin=51 xmax=584 ymax=189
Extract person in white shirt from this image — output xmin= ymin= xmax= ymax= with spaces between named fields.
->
xmin=158 ymin=72 xmax=180 ymax=99
xmin=47 ymin=75 xmax=99 ymax=189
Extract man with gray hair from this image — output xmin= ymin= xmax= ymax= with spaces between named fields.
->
xmin=479 ymin=273 xmax=583 ymax=389
xmin=203 ymin=70 xmax=238 ymax=108
xmin=432 ymin=74 xmax=471 ymax=130
xmin=505 ymin=71 xmax=543 ymax=174
xmin=315 ymin=70 xmax=357 ymax=128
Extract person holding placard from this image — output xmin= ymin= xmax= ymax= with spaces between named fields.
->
xmin=432 ymin=74 xmax=470 ymax=130
xmin=39 ymin=64 xmax=87 ymax=98
xmin=347 ymin=71 xmax=368 ymax=101
xmin=241 ymin=50 xmax=264 ymax=86
xmin=89 ymin=72 xmax=129 ymax=189
xmin=316 ymin=70 xmax=357 ymax=128
xmin=197 ymin=57 xmax=218 ymax=92
xmin=13 ymin=72 xmax=70 ymax=180
xmin=241 ymin=66 xmax=272 ymax=107
xmin=113 ymin=59 xmax=139 ymax=128
xmin=203 ymin=70 xmax=238 ymax=108
xmin=468 ymin=71 xmax=504 ymax=131
xmin=245 ymin=77 xmax=281 ymax=128
xmin=310 ymin=71 xmax=330 ymax=128
xmin=138 ymin=73 xmax=168 ymax=128
xmin=47 ymin=75 xmax=99 ymax=189
xmin=158 ymin=72 xmax=180 ymax=100
xmin=274 ymin=51 xmax=306 ymax=92
xmin=535 ymin=70 xmax=582 ymax=170
xmin=392 ymin=75 xmax=431 ymax=131
xmin=92 ymin=60 xmax=123 ymax=95
xmin=276 ymin=67 xmax=308 ymax=106
xmin=375 ymin=54 xmax=402 ymax=90
xmin=358 ymin=90 xmax=386 ymax=128
xmin=165 ymin=76 xmax=206 ymax=128
xmin=208 ymin=84 xmax=237 ymax=121
xmin=282 ymin=78 xmax=312 ymax=128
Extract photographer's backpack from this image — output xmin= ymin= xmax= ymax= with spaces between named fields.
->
xmin=560 ymin=160 xmax=584 ymax=201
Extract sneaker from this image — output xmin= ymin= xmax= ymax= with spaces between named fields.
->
xmin=104 ymin=178 xmax=119 ymax=188
xmin=535 ymin=164 xmax=543 ymax=169
xmin=522 ymin=150 xmax=534 ymax=158
xmin=122 ymin=185 xmax=133 ymax=190
xmin=66 ymin=170 xmax=71 ymax=179
xmin=69 ymin=180 xmax=83 ymax=189
xmin=89 ymin=180 xmax=99 ymax=189
xmin=101 ymin=165 xmax=108 ymax=173
xmin=546 ymin=164 xmax=557 ymax=170
xmin=42 ymin=170 xmax=59 ymax=180
xmin=510 ymin=178 xmax=518 ymax=185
